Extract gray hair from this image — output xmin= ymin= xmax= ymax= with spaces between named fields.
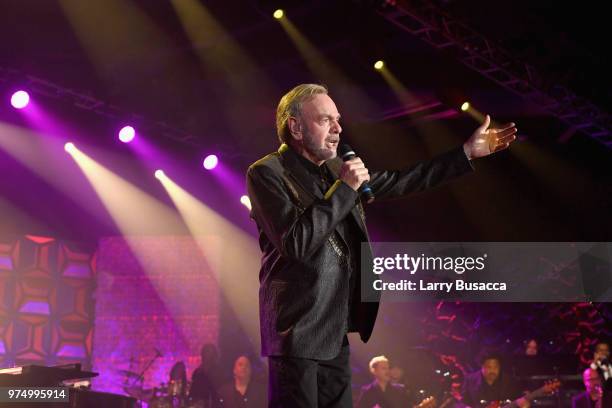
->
xmin=276 ymin=83 xmax=328 ymax=144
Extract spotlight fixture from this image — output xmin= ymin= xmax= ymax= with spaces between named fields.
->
xmin=374 ymin=60 xmax=384 ymax=70
xmin=64 ymin=142 xmax=76 ymax=153
xmin=118 ymin=126 xmax=136 ymax=143
xmin=273 ymin=9 xmax=284 ymax=19
xmin=461 ymin=102 xmax=470 ymax=111
xmin=10 ymin=90 xmax=30 ymax=109
xmin=202 ymin=154 xmax=219 ymax=170
xmin=240 ymin=195 xmax=252 ymax=210
xmin=154 ymin=169 xmax=165 ymax=180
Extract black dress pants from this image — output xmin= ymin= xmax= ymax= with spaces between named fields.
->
xmin=268 ymin=337 xmax=352 ymax=408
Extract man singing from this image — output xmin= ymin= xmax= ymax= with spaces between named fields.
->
xmin=246 ymin=84 xmax=517 ymax=407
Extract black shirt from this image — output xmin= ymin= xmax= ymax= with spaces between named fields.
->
xmin=461 ymin=371 xmax=520 ymax=407
xmin=217 ymin=380 xmax=267 ymax=408
xmin=356 ymin=381 xmax=411 ymax=408
xmin=190 ymin=366 xmax=225 ymax=407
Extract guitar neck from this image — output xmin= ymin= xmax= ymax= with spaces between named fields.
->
xmin=500 ymin=385 xmax=551 ymax=408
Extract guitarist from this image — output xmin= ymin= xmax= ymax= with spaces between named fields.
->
xmin=356 ymin=355 xmax=436 ymax=408
xmin=459 ymin=351 xmax=530 ymax=408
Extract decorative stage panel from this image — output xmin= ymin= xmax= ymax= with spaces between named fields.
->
xmin=93 ymin=236 xmax=220 ymax=395
xmin=0 ymin=235 xmax=95 ymax=368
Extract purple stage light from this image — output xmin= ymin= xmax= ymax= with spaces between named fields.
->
xmin=118 ymin=126 xmax=136 ymax=143
xmin=203 ymin=154 xmax=218 ymax=170
xmin=10 ymin=90 xmax=30 ymax=109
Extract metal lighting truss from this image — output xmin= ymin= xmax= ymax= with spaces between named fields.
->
xmin=377 ymin=0 xmax=612 ymax=148
xmin=0 ymin=66 xmax=200 ymax=146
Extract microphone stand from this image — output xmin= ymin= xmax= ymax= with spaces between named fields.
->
xmin=131 ymin=350 xmax=162 ymax=388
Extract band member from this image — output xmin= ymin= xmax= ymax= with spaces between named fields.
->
xmin=190 ymin=343 xmax=225 ymax=407
xmin=356 ymin=356 xmax=413 ymax=408
xmin=572 ymin=367 xmax=610 ymax=408
xmin=389 ymin=364 xmax=406 ymax=386
xmin=513 ymin=338 xmax=544 ymax=392
xmin=460 ymin=351 xmax=529 ymax=408
xmin=524 ymin=339 xmax=538 ymax=357
xmin=218 ymin=355 xmax=267 ymax=407
xmin=247 ymin=83 xmax=517 ymax=407
xmin=168 ymin=361 xmax=188 ymax=406
xmin=590 ymin=341 xmax=611 ymax=384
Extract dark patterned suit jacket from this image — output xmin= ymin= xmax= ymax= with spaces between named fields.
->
xmin=247 ymin=143 xmax=473 ymax=359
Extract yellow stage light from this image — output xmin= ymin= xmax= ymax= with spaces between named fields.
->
xmin=374 ymin=60 xmax=384 ymax=70
xmin=273 ymin=9 xmax=284 ymax=19
xmin=461 ymin=102 xmax=470 ymax=111
xmin=154 ymin=169 xmax=165 ymax=180
xmin=240 ymin=195 xmax=251 ymax=210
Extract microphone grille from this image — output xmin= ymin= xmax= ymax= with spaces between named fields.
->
xmin=338 ymin=143 xmax=355 ymax=158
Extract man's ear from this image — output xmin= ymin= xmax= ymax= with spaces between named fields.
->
xmin=288 ymin=117 xmax=302 ymax=141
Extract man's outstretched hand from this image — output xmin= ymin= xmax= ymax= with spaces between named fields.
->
xmin=463 ymin=115 xmax=517 ymax=160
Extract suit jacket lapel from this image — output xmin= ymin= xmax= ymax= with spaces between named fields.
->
xmin=326 ymin=157 xmax=369 ymax=238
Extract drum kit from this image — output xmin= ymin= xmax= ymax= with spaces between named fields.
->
xmin=117 ymin=368 xmax=204 ymax=408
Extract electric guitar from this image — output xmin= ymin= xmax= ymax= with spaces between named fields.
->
xmin=415 ymin=395 xmax=437 ymax=408
xmin=484 ymin=379 xmax=561 ymax=408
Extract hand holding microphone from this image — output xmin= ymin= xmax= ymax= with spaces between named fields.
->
xmin=338 ymin=144 xmax=375 ymax=203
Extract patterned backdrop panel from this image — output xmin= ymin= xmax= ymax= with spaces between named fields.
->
xmin=93 ymin=236 xmax=220 ymax=395
xmin=0 ymin=235 xmax=95 ymax=368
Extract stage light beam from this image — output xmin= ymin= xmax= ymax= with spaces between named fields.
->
xmin=154 ymin=169 xmax=165 ymax=180
xmin=461 ymin=102 xmax=470 ymax=111
xmin=156 ymin=172 xmax=262 ymax=354
xmin=273 ymin=9 xmax=284 ymax=19
xmin=374 ymin=60 xmax=385 ymax=70
xmin=11 ymin=91 xmax=30 ymax=109
xmin=118 ymin=126 xmax=136 ymax=143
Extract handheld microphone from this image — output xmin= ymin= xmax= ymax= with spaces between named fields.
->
xmin=338 ymin=143 xmax=375 ymax=204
